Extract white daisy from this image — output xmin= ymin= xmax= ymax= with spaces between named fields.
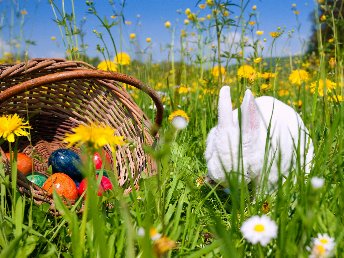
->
xmin=309 ymin=233 xmax=335 ymax=258
xmin=311 ymin=177 xmax=325 ymax=189
xmin=240 ymin=215 xmax=278 ymax=246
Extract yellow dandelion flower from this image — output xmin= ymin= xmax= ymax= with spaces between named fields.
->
xmin=129 ymin=33 xmax=136 ymax=39
xmin=178 ymin=86 xmax=190 ymax=94
xmin=288 ymin=69 xmax=310 ymax=86
xmin=154 ymin=236 xmax=176 ymax=257
xmin=260 ymin=83 xmax=271 ymax=91
xmin=237 ymin=65 xmax=257 ymax=81
xmin=249 ymin=21 xmax=256 ymax=26
xmin=199 ymin=4 xmax=206 ymax=9
xmin=184 ymin=19 xmax=190 ymax=25
xmin=125 ymin=20 xmax=132 ymax=25
xmin=196 ymin=177 xmax=205 ymax=187
xmin=164 ymin=21 xmax=171 ymax=28
xmin=110 ymin=15 xmax=116 ymax=19
xmin=328 ymin=95 xmax=343 ymax=102
xmin=254 ymin=57 xmax=262 ymax=64
xmin=169 ymin=110 xmax=189 ymax=130
xmin=328 ymin=38 xmax=334 ymax=43
xmin=114 ymin=52 xmax=131 ymax=66
xmin=206 ymin=0 xmax=214 ymax=6
xmin=320 ymin=15 xmax=326 ymax=22
xmin=0 ymin=114 xmax=31 ymax=143
xmin=20 ymin=10 xmax=28 ymax=15
xmin=51 ymin=36 xmax=56 ymax=41
xmin=270 ymin=31 xmax=281 ymax=38
xmin=185 ymin=8 xmax=191 ymax=15
xmin=97 ymin=60 xmax=117 ymax=72
xmin=252 ymin=5 xmax=257 ymax=10
xmin=328 ymin=57 xmax=336 ymax=68
xmin=146 ymin=37 xmax=152 ymax=43
xmin=211 ymin=65 xmax=226 ymax=77
xmin=259 ymin=72 xmax=276 ymax=80
xmin=206 ymin=14 xmax=212 ymax=20
xmin=293 ymin=10 xmax=300 ymax=15
xmin=278 ymin=89 xmax=290 ymax=97
xmin=309 ymin=79 xmax=336 ymax=96
xmin=187 ymin=13 xmax=197 ymax=22
xmin=64 ymin=123 xmax=125 ymax=150
xmin=256 ymin=30 xmax=264 ymax=36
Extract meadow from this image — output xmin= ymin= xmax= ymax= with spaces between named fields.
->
xmin=0 ymin=0 xmax=343 ymax=257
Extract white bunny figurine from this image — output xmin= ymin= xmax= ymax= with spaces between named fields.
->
xmin=205 ymin=86 xmax=314 ymax=189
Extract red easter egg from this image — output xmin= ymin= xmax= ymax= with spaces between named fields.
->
xmin=42 ymin=173 xmax=78 ymax=201
xmin=5 ymin=152 xmax=33 ymax=176
xmin=93 ymin=150 xmax=112 ymax=170
xmin=78 ymin=175 xmax=113 ymax=197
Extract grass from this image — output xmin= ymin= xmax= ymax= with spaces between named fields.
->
xmin=0 ymin=0 xmax=344 ymax=257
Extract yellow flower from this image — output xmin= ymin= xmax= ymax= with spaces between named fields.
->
xmin=164 ymin=21 xmax=171 ymax=28
xmin=211 ymin=65 xmax=226 ymax=77
xmin=178 ymin=86 xmax=190 ymax=94
xmin=125 ymin=20 xmax=132 ymax=25
xmin=185 ymin=8 xmax=191 ymax=15
xmin=293 ymin=10 xmax=300 ymax=15
xmin=129 ymin=33 xmax=136 ymax=39
xmin=288 ymin=69 xmax=310 ymax=86
xmin=252 ymin=5 xmax=257 ymax=10
xmin=184 ymin=19 xmax=190 ymax=25
xmin=169 ymin=110 xmax=189 ymax=130
xmin=270 ymin=31 xmax=282 ymax=38
xmin=199 ymin=4 xmax=206 ymax=9
xmin=146 ymin=37 xmax=152 ymax=43
xmin=206 ymin=0 xmax=214 ymax=6
xmin=320 ymin=15 xmax=326 ymax=22
xmin=328 ymin=95 xmax=343 ymax=102
xmin=278 ymin=89 xmax=290 ymax=97
xmin=328 ymin=38 xmax=334 ymax=43
xmin=0 ymin=114 xmax=31 ymax=143
xmin=64 ymin=123 xmax=125 ymax=150
xmin=51 ymin=36 xmax=57 ymax=41
xmin=20 ymin=10 xmax=28 ymax=15
xmin=256 ymin=30 xmax=264 ymax=36
xmin=97 ymin=60 xmax=117 ymax=72
xmin=237 ymin=65 xmax=257 ymax=81
xmin=259 ymin=72 xmax=276 ymax=80
xmin=254 ymin=57 xmax=262 ymax=64
xmin=249 ymin=21 xmax=256 ymax=26
xmin=260 ymin=83 xmax=271 ymax=91
xmin=114 ymin=52 xmax=131 ymax=66
xmin=328 ymin=57 xmax=336 ymax=68
xmin=206 ymin=14 xmax=212 ymax=20
xmin=154 ymin=236 xmax=176 ymax=257
xmin=310 ymin=79 xmax=336 ymax=96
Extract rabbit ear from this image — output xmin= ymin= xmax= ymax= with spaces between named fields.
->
xmin=218 ymin=86 xmax=234 ymax=128
xmin=241 ymin=89 xmax=261 ymax=135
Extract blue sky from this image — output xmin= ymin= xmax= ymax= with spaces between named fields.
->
xmin=0 ymin=0 xmax=315 ymax=62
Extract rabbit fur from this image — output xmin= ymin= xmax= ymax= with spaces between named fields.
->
xmin=205 ymin=86 xmax=314 ymax=189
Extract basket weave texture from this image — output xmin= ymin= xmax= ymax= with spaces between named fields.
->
xmin=0 ymin=58 xmax=163 ymax=209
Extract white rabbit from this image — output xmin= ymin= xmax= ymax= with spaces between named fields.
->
xmin=205 ymin=86 xmax=314 ymax=189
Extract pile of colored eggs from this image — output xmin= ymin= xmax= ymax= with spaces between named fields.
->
xmin=6 ymin=149 xmax=113 ymax=202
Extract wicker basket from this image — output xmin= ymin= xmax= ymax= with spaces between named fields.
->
xmin=0 ymin=58 xmax=163 ymax=210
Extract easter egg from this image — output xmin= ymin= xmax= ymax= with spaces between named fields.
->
xmin=48 ymin=149 xmax=82 ymax=182
xmin=78 ymin=175 xmax=113 ymax=197
xmin=42 ymin=173 xmax=78 ymax=201
xmin=93 ymin=151 xmax=112 ymax=170
xmin=26 ymin=172 xmax=48 ymax=187
xmin=5 ymin=152 xmax=33 ymax=176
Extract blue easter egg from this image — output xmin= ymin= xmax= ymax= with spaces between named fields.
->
xmin=48 ymin=149 xmax=82 ymax=182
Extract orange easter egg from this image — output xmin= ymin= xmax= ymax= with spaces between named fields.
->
xmin=42 ymin=173 xmax=78 ymax=201
xmin=5 ymin=152 xmax=33 ymax=176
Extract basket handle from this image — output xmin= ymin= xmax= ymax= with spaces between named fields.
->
xmin=0 ymin=70 xmax=163 ymax=136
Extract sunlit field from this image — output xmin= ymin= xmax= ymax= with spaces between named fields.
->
xmin=0 ymin=0 xmax=343 ymax=257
